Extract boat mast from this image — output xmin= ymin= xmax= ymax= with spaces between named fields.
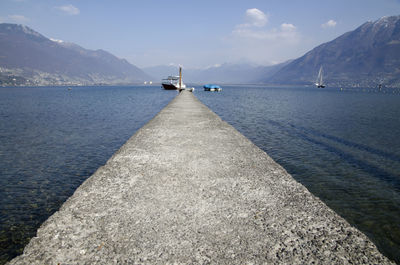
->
xmin=316 ymin=66 xmax=323 ymax=86
xmin=179 ymin=66 xmax=182 ymax=90
xmin=319 ymin=66 xmax=323 ymax=86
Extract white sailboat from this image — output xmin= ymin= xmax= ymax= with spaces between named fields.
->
xmin=315 ymin=66 xmax=325 ymax=88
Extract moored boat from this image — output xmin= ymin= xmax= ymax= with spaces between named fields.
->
xmin=315 ymin=66 xmax=326 ymax=88
xmin=162 ymin=66 xmax=186 ymax=90
xmin=204 ymin=84 xmax=222 ymax=92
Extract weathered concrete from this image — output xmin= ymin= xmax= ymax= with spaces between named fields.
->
xmin=9 ymin=91 xmax=393 ymax=264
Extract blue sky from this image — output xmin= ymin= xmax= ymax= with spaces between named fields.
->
xmin=1 ymin=0 xmax=400 ymax=68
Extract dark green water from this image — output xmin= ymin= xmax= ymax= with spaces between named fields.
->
xmin=0 ymin=85 xmax=399 ymax=263
xmin=0 ymin=86 xmax=177 ymax=263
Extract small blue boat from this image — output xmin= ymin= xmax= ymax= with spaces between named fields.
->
xmin=204 ymin=84 xmax=222 ymax=92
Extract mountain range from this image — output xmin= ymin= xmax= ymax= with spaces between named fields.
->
xmin=268 ymin=15 xmax=400 ymax=87
xmin=143 ymin=61 xmax=291 ymax=84
xmin=0 ymin=23 xmax=150 ymax=86
xmin=1 ymin=15 xmax=400 ymax=87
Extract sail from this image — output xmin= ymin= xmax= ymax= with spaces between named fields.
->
xmin=316 ymin=66 xmax=324 ymax=87
xmin=319 ymin=66 xmax=323 ymax=85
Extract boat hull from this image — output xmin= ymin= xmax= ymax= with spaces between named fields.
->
xmin=162 ymin=83 xmax=178 ymax=90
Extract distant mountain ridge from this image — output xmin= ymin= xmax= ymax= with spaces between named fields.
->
xmin=0 ymin=23 xmax=150 ymax=86
xmin=143 ymin=61 xmax=291 ymax=84
xmin=267 ymin=15 xmax=400 ymax=87
xmin=2 ymin=15 xmax=400 ymax=87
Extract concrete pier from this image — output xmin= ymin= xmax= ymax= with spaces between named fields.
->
xmin=9 ymin=91 xmax=393 ymax=264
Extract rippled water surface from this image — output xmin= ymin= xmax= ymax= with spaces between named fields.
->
xmin=0 ymin=86 xmax=177 ymax=263
xmin=196 ymin=85 xmax=400 ymax=263
xmin=1 ymin=85 xmax=400 ymax=263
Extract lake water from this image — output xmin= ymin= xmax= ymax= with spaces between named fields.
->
xmin=1 ymin=85 xmax=399 ymax=263
xmin=0 ymin=86 xmax=177 ymax=263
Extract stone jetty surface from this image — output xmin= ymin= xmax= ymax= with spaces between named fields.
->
xmin=9 ymin=91 xmax=393 ymax=264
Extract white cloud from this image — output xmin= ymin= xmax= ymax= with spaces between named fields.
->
xmin=233 ymin=22 xmax=298 ymax=42
xmin=227 ymin=9 xmax=302 ymax=65
xmin=244 ymin=8 xmax=268 ymax=27
xmin=56 ymin=5 xmax=80 ymax=15
xmin=281 ymin=23 xmax=296 ymax=31
xmin=8 ymin=14 xmax=29 ymax=23
xmin=321 ymin=19 xmax=337 ymax=28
